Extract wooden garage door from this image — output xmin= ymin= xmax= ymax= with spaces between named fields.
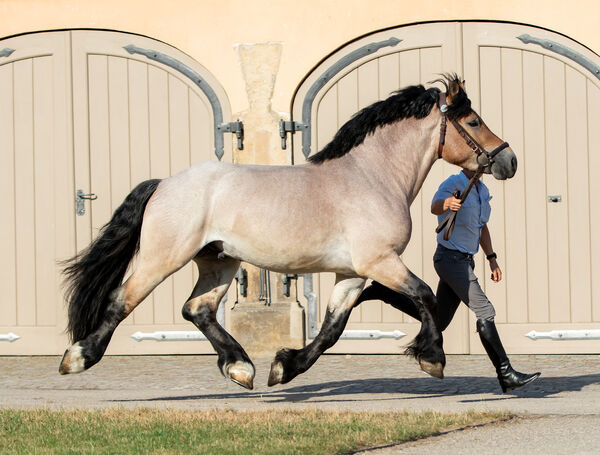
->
xmin=0 ymin=30 xmax=232 ymax=355
xmin=292 ymin=22 xmax=600 ymax=354
xmin=462 ymin=22 xmax=600 ymax=354
xmin=291 ymin=23 xmax=470 ymax=354
xmin=71 ymin=31 xmax=233 ymax=355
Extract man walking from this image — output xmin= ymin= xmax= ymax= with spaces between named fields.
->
xmin=357 ymin=169 xmax=540 ymax=393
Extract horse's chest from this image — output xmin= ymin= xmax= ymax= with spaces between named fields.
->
xmin=358 ymin=208 xmax=412 ymax=247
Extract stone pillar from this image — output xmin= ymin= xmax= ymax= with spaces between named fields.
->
xmin=229 ymin=42 xmax=305 ymax=358
xmin=234 ymin=42 xmax=286 ymax=166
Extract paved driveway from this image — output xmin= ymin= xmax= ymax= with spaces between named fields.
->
xmin=366 ymin=414 xmax=600 ymax=454
xmin=1 ymin=354 xmax=599 ymax=453
xmin=1 ymin=354 xmax=598 ymax=415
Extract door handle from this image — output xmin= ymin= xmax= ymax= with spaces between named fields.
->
xmin=76 ymin=189 xmax=97 ymax=216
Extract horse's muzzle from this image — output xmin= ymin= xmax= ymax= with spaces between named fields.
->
xmin=489 ymin=147 xmax=517 ymax=180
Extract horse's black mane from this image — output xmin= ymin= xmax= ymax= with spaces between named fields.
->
xmin=308 ymin=74 xmax=471 ymax=164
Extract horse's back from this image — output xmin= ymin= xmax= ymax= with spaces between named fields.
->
xmin=140 ymin=158 xmax=410 ymax=275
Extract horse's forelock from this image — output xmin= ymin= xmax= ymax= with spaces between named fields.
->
xmin=447 ymin=89 xmax=471 ymax=119
xmin=442 ymin=73 xmax=472 ymax=120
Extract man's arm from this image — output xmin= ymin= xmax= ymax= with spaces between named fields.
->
xmin=480 ymin=223 xmax=494 ymax=256
xmin=480 ymin=224 xmax=502 ymax=283
xmin=431 ymin=197 xmax=462 ymax=215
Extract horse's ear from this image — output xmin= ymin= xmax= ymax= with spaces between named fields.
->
xmin=447 ymin=78 xmax=463 ymax=105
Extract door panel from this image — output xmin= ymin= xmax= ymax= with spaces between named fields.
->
xmin=463 ymin=22 xmax=600 ymax=353
xmin=522 ymin=51 xmax=550 ymax=323
xmin=0 ymin=32 xmax=74 ymax=354
xmin=588 ymin=84 xmax=600 ymax=323
xmin=71 ymin=30 xmax=232 ymax=354
xmin=0 ymin=30 xmax=232 ymax=355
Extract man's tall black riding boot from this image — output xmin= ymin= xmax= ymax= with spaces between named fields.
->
xmin=476 ymin=318 xmax=540 ymax=393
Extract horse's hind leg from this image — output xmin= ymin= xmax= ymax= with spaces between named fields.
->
xmin=59 ymin=255 xmax=181 ymax=375
xmin=268 ymin=275 xmax=365 ymax=386
xmin=182 ymin=255 xmax=255 ymax=390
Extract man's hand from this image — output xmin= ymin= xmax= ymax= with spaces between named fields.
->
xmin=443 ymin=196 xmax=462 ymax=212
xmin=489 ymin=259 xmax=502 ymax=282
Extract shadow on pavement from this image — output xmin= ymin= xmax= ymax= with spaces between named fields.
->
xmin=111 ymin=373 xmax=600 ymax=404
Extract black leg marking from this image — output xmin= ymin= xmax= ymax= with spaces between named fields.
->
xmin=269 ymin=274 xmax=366 ymax=386
xmin=269 ymin=307 xmax=353 ymax=386
xmin=59 ymin=297 xmax=126 ymax=375
xmin=355 ymin=281 xmax=422 ymax=321
xmin=182 ymin=301 xmax=255 ymax=389
xmin=403 ymin=284 xmax=445 ymax=378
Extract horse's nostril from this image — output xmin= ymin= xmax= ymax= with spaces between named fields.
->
xmin=511 ymin=156 xmax=517 ymax=170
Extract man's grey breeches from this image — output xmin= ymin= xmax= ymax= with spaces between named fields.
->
xmin=433 ymin=244 xmax=496 ymax=322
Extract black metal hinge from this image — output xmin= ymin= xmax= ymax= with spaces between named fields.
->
xmin=281 ymin=273 xmax=298 ymax=297
xmin=217 ymin=120 xmax=244 ymax=150
xmin=279 ymin=120 xmax=308 ymax=150
xmin=0 ymin=48 xmax=14 ymax=58
xmin=235 ymin=267 xmax=248 ymax=298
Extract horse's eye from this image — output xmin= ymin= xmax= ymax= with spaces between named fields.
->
xmin=466 ymin=118 xmax=480 ymax=128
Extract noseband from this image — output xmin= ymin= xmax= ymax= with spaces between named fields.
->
xmin=436 ymin=92 xmax=509 ymax=168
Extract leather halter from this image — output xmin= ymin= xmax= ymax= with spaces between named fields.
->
xmin=437 ymin=92 xmax=510 ymax=168
xmin=435 ymin=91 xmax=510 ymax=241
xmin=437 ymin=93 xmax=448 ymax=158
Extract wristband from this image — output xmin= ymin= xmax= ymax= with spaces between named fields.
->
xmin=486 ymin=252 xmax=497 ymax=261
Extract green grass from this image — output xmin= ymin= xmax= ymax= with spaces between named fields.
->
xmin=0 ymin=408 xmax=512 ymax=454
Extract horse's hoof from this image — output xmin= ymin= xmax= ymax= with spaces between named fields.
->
xmin=419 ymin=359 xmax=444 ymax=379
xmin=225 ymin=361 xmax=255 ymax=390
xmin=268 ymin=361 xmax=284 ymax=386
xmin=58 ymin=343 xmax=86 ymax=375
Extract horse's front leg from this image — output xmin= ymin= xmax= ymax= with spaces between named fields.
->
xmin=268 ymin=275 xmax=366 ymax=386
xmin=363 ymin=253 xmax=445 ymax=379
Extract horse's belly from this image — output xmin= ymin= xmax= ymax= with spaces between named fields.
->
xmin=221 ymin=239 xmax=356 ymax=275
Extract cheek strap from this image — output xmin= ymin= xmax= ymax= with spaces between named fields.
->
xmin=437 ymin=92 xmax=448 ymax=158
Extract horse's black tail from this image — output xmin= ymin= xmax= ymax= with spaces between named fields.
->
xmin=62 ymin=179 xmax=161 ymax=343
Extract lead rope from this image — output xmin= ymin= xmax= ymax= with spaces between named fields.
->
xmin=435 ymin=167 xmax=484 ymax=241
xmin=435 ymin=91 xmax=491 ymax=241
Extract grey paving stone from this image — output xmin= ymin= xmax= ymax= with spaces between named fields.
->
xmin=0 ymin=354 xmax=598 ymax=416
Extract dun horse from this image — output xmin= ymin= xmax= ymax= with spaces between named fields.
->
xmin=59 ymin=75 xmax=517 ymax=389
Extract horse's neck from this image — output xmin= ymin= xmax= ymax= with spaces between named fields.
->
xmin=353 ymin=114 xmax=440 ymax=205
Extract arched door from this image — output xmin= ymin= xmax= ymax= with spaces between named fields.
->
xmin=71 ymin=31 xmax=233 ymax=355
xmin=462 ymin=22 xmax=600 ymax=354
xmin=291 ymin=22 xmax=600 ymax=354
xmin=0 ymin=30 xmax=233 ymax=355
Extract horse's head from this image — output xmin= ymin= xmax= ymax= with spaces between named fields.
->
xmin=437 ymin=76 xmax=517 ymax=180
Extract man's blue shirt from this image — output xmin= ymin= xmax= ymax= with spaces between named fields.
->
xmin=433 ymin=171 xmax=492 ymax=255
